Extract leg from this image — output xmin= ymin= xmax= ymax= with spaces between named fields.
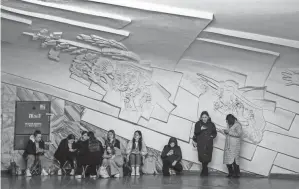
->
xmin=173 ymin=162 xmax=183 ymax=174
xmin=39 ymin=155 xmax=50 ymax=175
xmin=232 ymin=160 xmax=240 ymax=178
xmin=129 ymin=154 xmax=136 ymax=176
xmin=226 ymin=164 xmax=234 ymax=178
xmin=135 ymin=154 xmax=142 ymax=176
xmin=201 ymin=163 xmax=209 ymax=176
xmin=108 ymin=159 xmax=120 ymax=176
xmin=89 ymin=165 xmax=97 ymax=176
xmin=162 ymin=159 xmax=171 ymax=176
xmin=26 ymin=155 xmax=35 ymax=170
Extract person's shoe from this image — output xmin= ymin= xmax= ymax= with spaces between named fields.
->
xmin=90 ymin=175 xmax=97 ymax=179
xmin=41 ymin=169 xmax=49 ymax=176
xmin=135 ymin=167 xmax=140 ymax=176
xmin=75 ymin=175 xmax=82 ymax=179
xmin=114 ymin=174 xmax=120 ymax=178
xmin=131 ymin=167 xmax=135 ymax=176
xmin=226 ymin=174 xmax=233 ymax=178
xmin=70 ymin=169 xmax=75 ymax=176
xmin=170 ymin=169 xmax=176 ymax=175
xmin=26 ymin=169 xmax=32 ymax=177
xmin=57 ymin=169 xmax=62 ymax=176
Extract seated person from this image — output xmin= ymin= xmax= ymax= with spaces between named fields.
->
xmin=161 ymin=137 xmax=183 ymax=176
xmin=74 ymin=131 xmax=90 ymax=179
xmin=100 ymin=145 xmax=124 ymax=178
xmin=87 ymin=131 xmax=104 ymax=179
xmin=23 ymin=130 xmax=49 ymax=177
xmin=126 ymin=130 xmax=147 ymax=176
xmin=54 ymin=134 xmax=77 ymax=176
xmin=142 ymin=151 xmax=158 ymax=175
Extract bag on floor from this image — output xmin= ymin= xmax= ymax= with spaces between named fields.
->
xmin=98 ymin=166 xmax=109 ymax=178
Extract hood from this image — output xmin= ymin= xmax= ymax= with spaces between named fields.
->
xmin=168 ymin=137 xmax=178 ymax=146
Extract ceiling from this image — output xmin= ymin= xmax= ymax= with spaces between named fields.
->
xmin=135 ymin=0 xmax=299 ymax=41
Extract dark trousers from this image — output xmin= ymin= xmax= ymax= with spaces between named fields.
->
xmin=226 ymin=159 xmax=240 ymax=177
xmin=201 ymin=163 xmax=209 ymax=176
xmin=162 ymin=159 xmax=183 ymax=176
xmin=59 ymin=152 xmax=76 ymax=169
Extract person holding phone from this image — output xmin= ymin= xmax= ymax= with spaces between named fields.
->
xmin=161 ymin=137 xmax=183 ymax=176
xmin=54 ymin=134 xmax=77 ymax=176
xmin=192 ymin=111 xmax=217 ymax=176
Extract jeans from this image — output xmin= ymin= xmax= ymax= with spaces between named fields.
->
xmin=129 ymin=154 xmax=142 ymax=166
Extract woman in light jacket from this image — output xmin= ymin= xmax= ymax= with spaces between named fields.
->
xmin=126 ymin=130 xmax=147 ymax=176
xmin=100 ymin=144 xmax=124 ymax=178
xmin=222 ymin=114 xmax=242 ymax=178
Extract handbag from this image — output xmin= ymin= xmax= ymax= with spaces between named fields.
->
xmin=98 ymin=166 xmax=109 ymax=178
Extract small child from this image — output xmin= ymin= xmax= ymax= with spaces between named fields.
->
xmin=142 ymin=151 xmax=158 ymax=175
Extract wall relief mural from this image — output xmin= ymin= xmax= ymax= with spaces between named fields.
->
xmin=24 ymin=29 xmax=174 ymax=123
xmin=281 ymin=69 xmax=299 ymax=86
xmin=191 ymin=74 xmax=266 ymax=144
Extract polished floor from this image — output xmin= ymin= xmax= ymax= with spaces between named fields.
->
xmin=1 ymin=174 xmax=299 ymax=189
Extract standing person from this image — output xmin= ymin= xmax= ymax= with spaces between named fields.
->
xmin=100 ymin=145 xmax=124 ymax=178
xmin=87 ymin=131 xmax=104 ymax=178
xmin=161 ymin=137 xmax=183 ymax=176
xmin=74 ymin=131 xmax=90 ymax=179
xmin=192 ymin=111 xmax=217 ymax=176
xmin=54 ymin=134 xmax=77 ymax=176
xmin=23 ymin=130 xmax=50 ymax=177
xmin=126 ymin=130 xmax=147 ymax=176
xmin=222 ymin=114 xmax=242 ymax=178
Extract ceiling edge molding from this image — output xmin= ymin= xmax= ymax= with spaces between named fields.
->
xmin=197 ymin=38 xmax=280 ymax=56
xmin=204 ymin=27 xmax=299 ymax=49
xmin=88 ymin=0 xmax=213 ymax=20
xmin=1 ymin=6 xmax=130 ymax=37
xmin=0 ymin=12 xmax=32 ymax=25
xmin=21 ymin=0 xmax=131 ymax=23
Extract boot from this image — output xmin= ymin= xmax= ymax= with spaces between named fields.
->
xmin=226 ymin=164 xmax=234 ymax=178
xmin=233 ymin=162 xmax=240 ymax=178
xmin=200 ymin=163 xmax=208 ymax=177
xmin=131 ymin=167 xmax=136 ymax=176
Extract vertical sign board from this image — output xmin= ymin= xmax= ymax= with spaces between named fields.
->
xmin=14 ymin=101 xmax=51 ymax=150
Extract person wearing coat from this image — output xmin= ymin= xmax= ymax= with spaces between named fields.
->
xmin=161 ymin=137 xmax=183 ymax=176
xmin=54 ymin=134 xmax=77 ymax=176
xmin=23 ymin=130 xmax=50 ymax=177
xmin=100 ymin=145 xmax=124 ymax=178
xmin=87 ymin=131 xmax=104 ymax=178
xmin=192 ymin=111 xmax=217 ymax=176
xmin=126 ymin=130 xmax=147 ymax=176
xmin=74 ymin=131 xmax=90 ymax=179
xmin=104 ymin=130 xmax=124 ymax=153
xmin=221 ymin=114 xmax=242 ymax=178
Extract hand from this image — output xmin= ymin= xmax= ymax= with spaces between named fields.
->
xmin=172 ymin=161 xmax=177 ymax=166
xmin=192 ymin=141 xmax=197 ymax=147
xmin=282 ymin=69 xmax=299 ymax=86
xmin=224 ymin=129 xmax=229 ymax=135
xmin=69 ymin=149 xmax=76 ymax=152
xmin=167 ymin=150 xmax=173 ymax=156
xmin=111 ymin=155 xmax=115 ymax=159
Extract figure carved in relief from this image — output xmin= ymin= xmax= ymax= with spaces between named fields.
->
xmin=281 ymin=69 xmax=299 ymax=86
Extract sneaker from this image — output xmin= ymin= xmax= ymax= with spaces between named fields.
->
xmin=90 ymin=175 xmax=97 ymax=179
xmin=170 ymin=169 xmax=176 ymax=175
xmin=114 ymin=174 xmax=120 ymax=178
xmin=57 ymin=169 xmax=62 ymax=176
xmin=75 ymin=175 xmax=82 ymax=179
xmin=41 ymin=169 xmax=49 ymax=176
xmin=70 ymin=169 xmax=75 ymax=176
xmin=26 ymin=169 xmax=32 ymax=177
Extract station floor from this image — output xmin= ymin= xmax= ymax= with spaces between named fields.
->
xmin=1 ymin=174 xmax=299 ymax=189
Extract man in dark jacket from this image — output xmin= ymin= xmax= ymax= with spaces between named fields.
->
xmin=23 ymin=130 xmax=49 ymax=177
xmin=161 ymin=137 xmax=183 ymax=176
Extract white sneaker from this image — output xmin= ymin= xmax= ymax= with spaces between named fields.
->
xmin=114 ymin=174 xmax=120 ymax=178
xmin=70 ymin=169 xmax=75 ymax=176
xmin=90 ymin=175 xmax=97 ymax=179
xmin=75 ymin=175 xmax=82 ymax=179
xmin=57 ymin=169 xmax=62 ymax=176
xmin=131 ymin=167 xmax=135 ymax=176
xmin=41 ymin=169 xmax=49 ymax=176
xmin=26 ymin=169 xmax=32 ymax=177
xmin=135 ymin=167 xmax=140 ymax=176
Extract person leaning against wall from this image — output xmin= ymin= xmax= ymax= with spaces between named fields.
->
xmin=23 ymin=130 xmax=51 ymax=177
xmin=192 ymin=111 xmax=217 ymax=177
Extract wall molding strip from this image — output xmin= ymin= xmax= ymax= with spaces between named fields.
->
xmin=21 ymin=0 xmax=131 ymax=23
xmin=197 ymin=38 xmax=280 ymax=56
xmin=1 ymin=6 xmax=130 ymax=37
xmin=204 ymin=27 xmax=299 ymax=49
xmin=87 ymin=0 xmax=213 ymax=20
xmin=0 ymin=12 xmax=32 ymax=25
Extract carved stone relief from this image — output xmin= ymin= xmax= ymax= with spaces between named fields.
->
xmin=281 ymin=69 xmax=299 ymax=86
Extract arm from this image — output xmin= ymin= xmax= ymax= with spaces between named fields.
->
xmin=211 ymin=123 xmax=217 ymax=138
xmin=175 ymin=147 xmax=182 ymax=162
xmin=25 ymin=140 xmax=36 ymax=155
xmin=228 ymin=123 xmax=242 ymax=138
xmin=160 ymin=146 xmax=168 ymax=159
xmin=141 ymin=140 xmax=148 ymax=156
xmin=126 ymin=140 xmax=132 ymax=155
xmin=192 ymin=122 xmax=200 ymax=142
xmin=102 ymin=151 xmax=111 ymax=159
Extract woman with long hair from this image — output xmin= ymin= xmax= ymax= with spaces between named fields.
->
xmin=100 ymin=144 xmax=124 ymax=178
xmin=87 ymin=131 xmax=104 ymax=178
xmin=74 ymin=131 xmax=90 ymax=179
xmin=161 ymin=137 xmax=183 ymax=176
xmin=222 ymin=114 xmax=242 ymax=178
xmin=105 ymin=130 xmax=121 ymax=149
xmin=54 ymin=134 xmax=77 ymax=176
xmin=192 ymin=111 xmax=217 ymax=176
xmin=126 ymin=130 xmax=147 ymax=176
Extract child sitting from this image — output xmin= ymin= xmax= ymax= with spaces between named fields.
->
xmin=99 ymin=145 xmax=123 ymax=178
